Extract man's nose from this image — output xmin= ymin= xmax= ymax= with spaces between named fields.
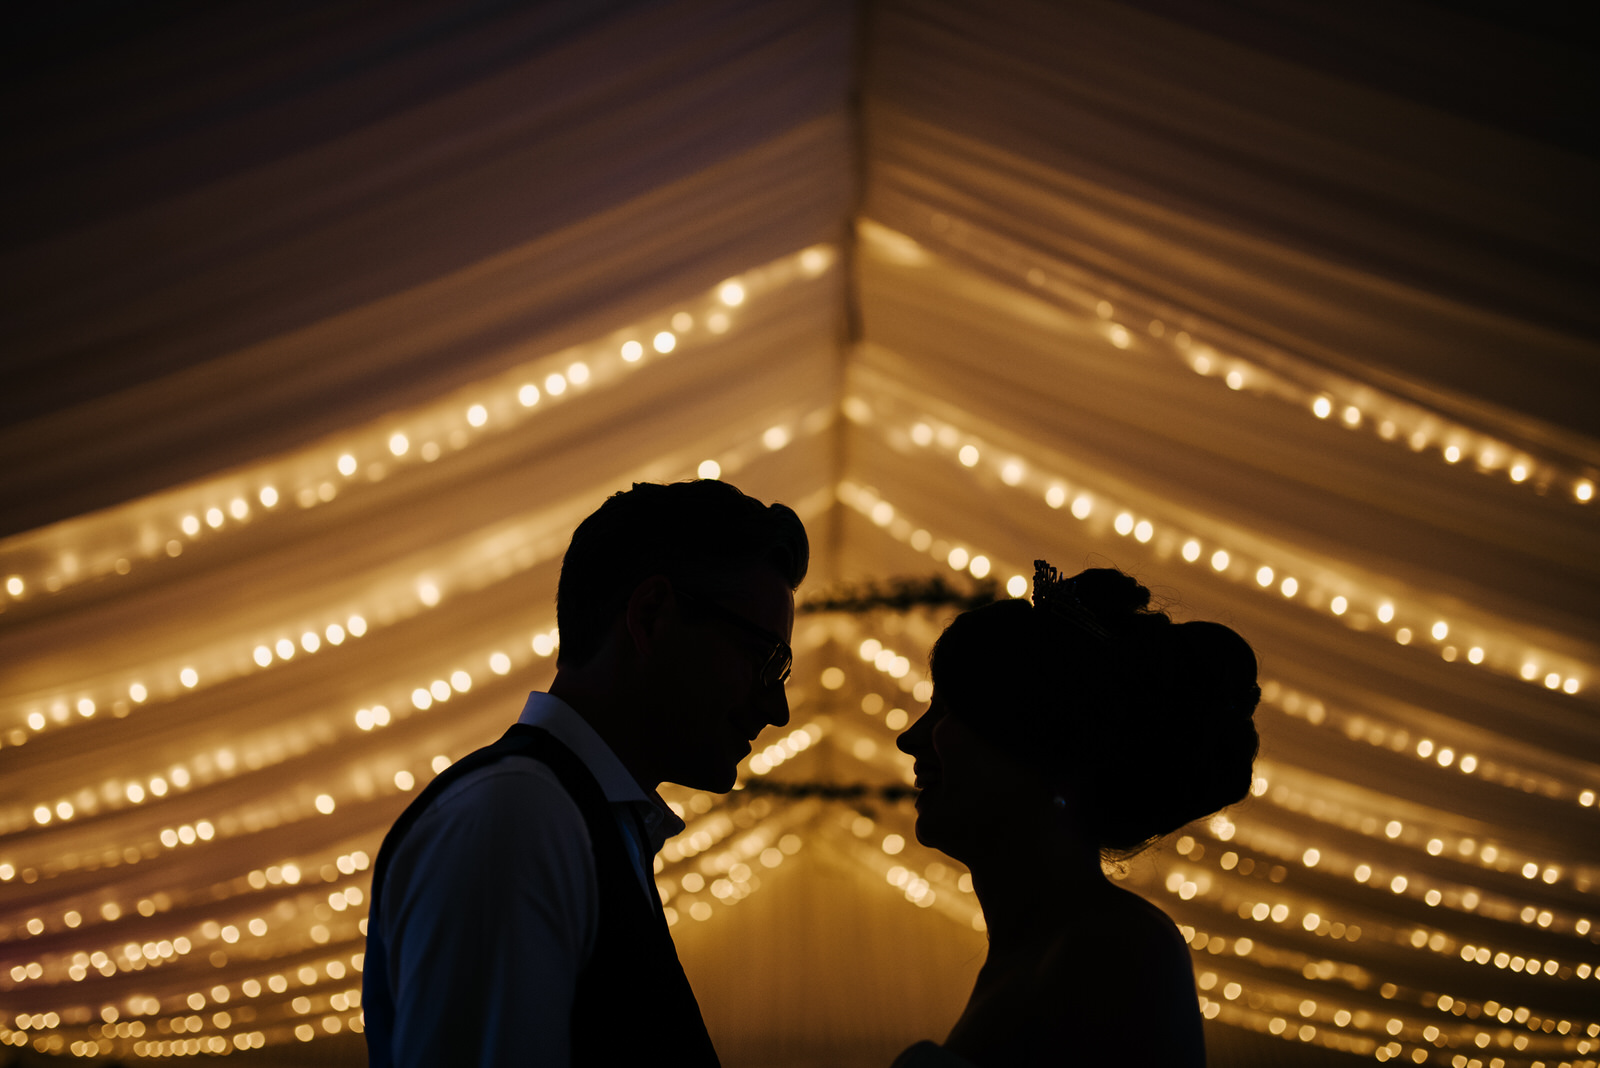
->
xmin=762 ymin=684 xmax=790 ymax=729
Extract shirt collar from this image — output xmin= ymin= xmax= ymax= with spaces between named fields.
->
xmin=516 ymin=692 xmax=685 ymax=848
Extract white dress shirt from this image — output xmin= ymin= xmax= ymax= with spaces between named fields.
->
xmin=376 ymin=693 xmax=684 ymax=1067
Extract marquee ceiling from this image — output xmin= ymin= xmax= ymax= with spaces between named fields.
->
xmin=2 ymin=2 xmax=1597 ymax=1065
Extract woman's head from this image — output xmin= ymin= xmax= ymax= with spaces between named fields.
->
xmin=903 ymin=564 xmax=1260 ymax=859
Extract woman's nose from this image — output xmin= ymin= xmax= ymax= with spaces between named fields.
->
xmin=896 ymin=714 xmax=925 ymax=754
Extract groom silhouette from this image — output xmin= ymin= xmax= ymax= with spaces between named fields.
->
xmin=364 ymin=480 xmax=808 ymax=1066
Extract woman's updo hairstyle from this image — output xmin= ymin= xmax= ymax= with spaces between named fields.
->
xmin=928 ymin=563 xmax=1260 ymax=858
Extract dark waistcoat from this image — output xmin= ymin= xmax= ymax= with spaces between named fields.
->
xmin=365 ymin=724 xmax=720 ymax=1066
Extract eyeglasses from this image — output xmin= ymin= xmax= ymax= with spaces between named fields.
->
xmin=676 ymin=588 xmax=793 ymax=688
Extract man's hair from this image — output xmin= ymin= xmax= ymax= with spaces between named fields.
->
xmin=555 ymin=480 xmax=809 ymax=667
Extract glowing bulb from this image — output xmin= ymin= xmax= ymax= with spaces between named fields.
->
xmin=1467 ymin=646 xmax=1484 ymax=663
xmin=325 ymin=623 xmax=345 ymax=644
xmin=544 ymin=373 xmax=567 ymax=396
xmin=518 ymin=383 xmax=540 ymax=406
xmin=1509 ymin=462 xmax=1528 ymax=483
xmin=300 ymin=631 xmax=320 ymax=653
xmin=1280 ymin=577 xmax=1298 ymax=597
xmin=337 ymin=454 xmax=357 ymax=476
xmin=1001 ymin=460 xmax=1024 ymax=485
xmin=653 ymin=331 xmax=676 ymax=354
xmin=1134 ymin=520 xmax=1153 ymax=543
xmin=181 ymin=515 xmax=201 ymax=536
xmin=762 ymin=425 xmax=790 ymax=449
xmin=968 ymin=555 xmax=991 ymax=579
xmin=1342 ymin=406 xmax=1361 ymax=427
xmin=348 ymin=615 xmax=367 ymax=637
xmin=947 ymin=547 xmax=969 ymax=571
xmin=388 ymin=433 xmax=409 ymax=456
xmin=129 ymin=683 xmax=147 ymax=702
xmin=1377 ymin=603 xmax=1394 ymax=623
xmin=1210 ymin=550 xmax=1230 ymax=572
xmin=698 ymin=460 xmax=721 ymax=479
xmin=4 ymin=575 xmax=22 ymax=596
xmin=1444 ymin=445 xmax=1461 ymax=463
xmin=466 ymin=404 xmax=488 ymax=427
xmin=1181 ymin=539 xmax=1201 ymax=563
xmin=958 ymin=445 xmax=979 ymax=467
xmin=1114 ymin=513 xmax=1134 ymax=536
xmin=179 ymin=668 xmax=198 ymax=688
xmin=1431 ymin=621 xmax=1448 ymax=640
xmin=1071 ymin=495 xmax=1092 ymax=519
xmin=1045 ymin=485 xmax=1066 ymax=508
xmin=718 ymin=281 xmax=746 ymax=306
xmin=1007 ymin=575 xmax=1027 ymax=597
xmin=254 ymin=646 xmax=272 ymax=667
xmin=1255 ymin=566 xmax=1274 ymax=587
xmin=229 ymin=497 xmax=249 ymax=519
xmin=205 ymin=507 xmax=224 ymax=528
xmin=489 ymin=652 xmax=511 ymax=675
xmin=315 ymin=795 xmax=335 ymax=815
xmin=259 ymin=486 xmax=279 ymax=507
xmin=567 ymin=362 xmax=589 ymax=385
xmin=1576 ymin=480 xmax=1594 ymax=502
xmin=1312 ymin=397 xmax=1332 ymax=419
xmin=1225 ymin=370 xmax=1244 ymax=390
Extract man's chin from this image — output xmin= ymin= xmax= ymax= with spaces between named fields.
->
xmin=673 ymin=763 xmax=740 ymax=794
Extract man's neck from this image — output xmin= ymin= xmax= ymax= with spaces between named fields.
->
xmin=548 ymin=670 xmax=660 ymax=791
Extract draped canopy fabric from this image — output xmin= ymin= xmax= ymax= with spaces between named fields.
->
xmin=2 ymin=2 xmax=1597 ymax=1065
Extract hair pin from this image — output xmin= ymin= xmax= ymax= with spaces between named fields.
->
xmin=1032 ymin=559 xmax=1110 ymax=640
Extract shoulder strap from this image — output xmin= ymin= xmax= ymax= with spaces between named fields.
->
xmin=369 ymin=723 xmax=586 ymax=918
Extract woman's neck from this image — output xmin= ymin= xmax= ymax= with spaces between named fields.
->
xmin=968 ymin=836 xmax=1108 ymax=954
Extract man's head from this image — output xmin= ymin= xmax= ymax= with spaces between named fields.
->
xmin=555 ymin=480 xmax=809 ymax=790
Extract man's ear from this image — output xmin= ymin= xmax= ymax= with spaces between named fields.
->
xmin=624 ymin=575 xmax=676 ymax=658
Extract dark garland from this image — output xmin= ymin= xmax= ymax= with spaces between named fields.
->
xmin=737 ymin=780 xmax=919 ymax=803
xmin=798 ymin=574 xmax=1000 ymax=615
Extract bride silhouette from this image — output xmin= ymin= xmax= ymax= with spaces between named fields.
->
xmin=894 ymin=562 xmax=1260 ymax=1067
